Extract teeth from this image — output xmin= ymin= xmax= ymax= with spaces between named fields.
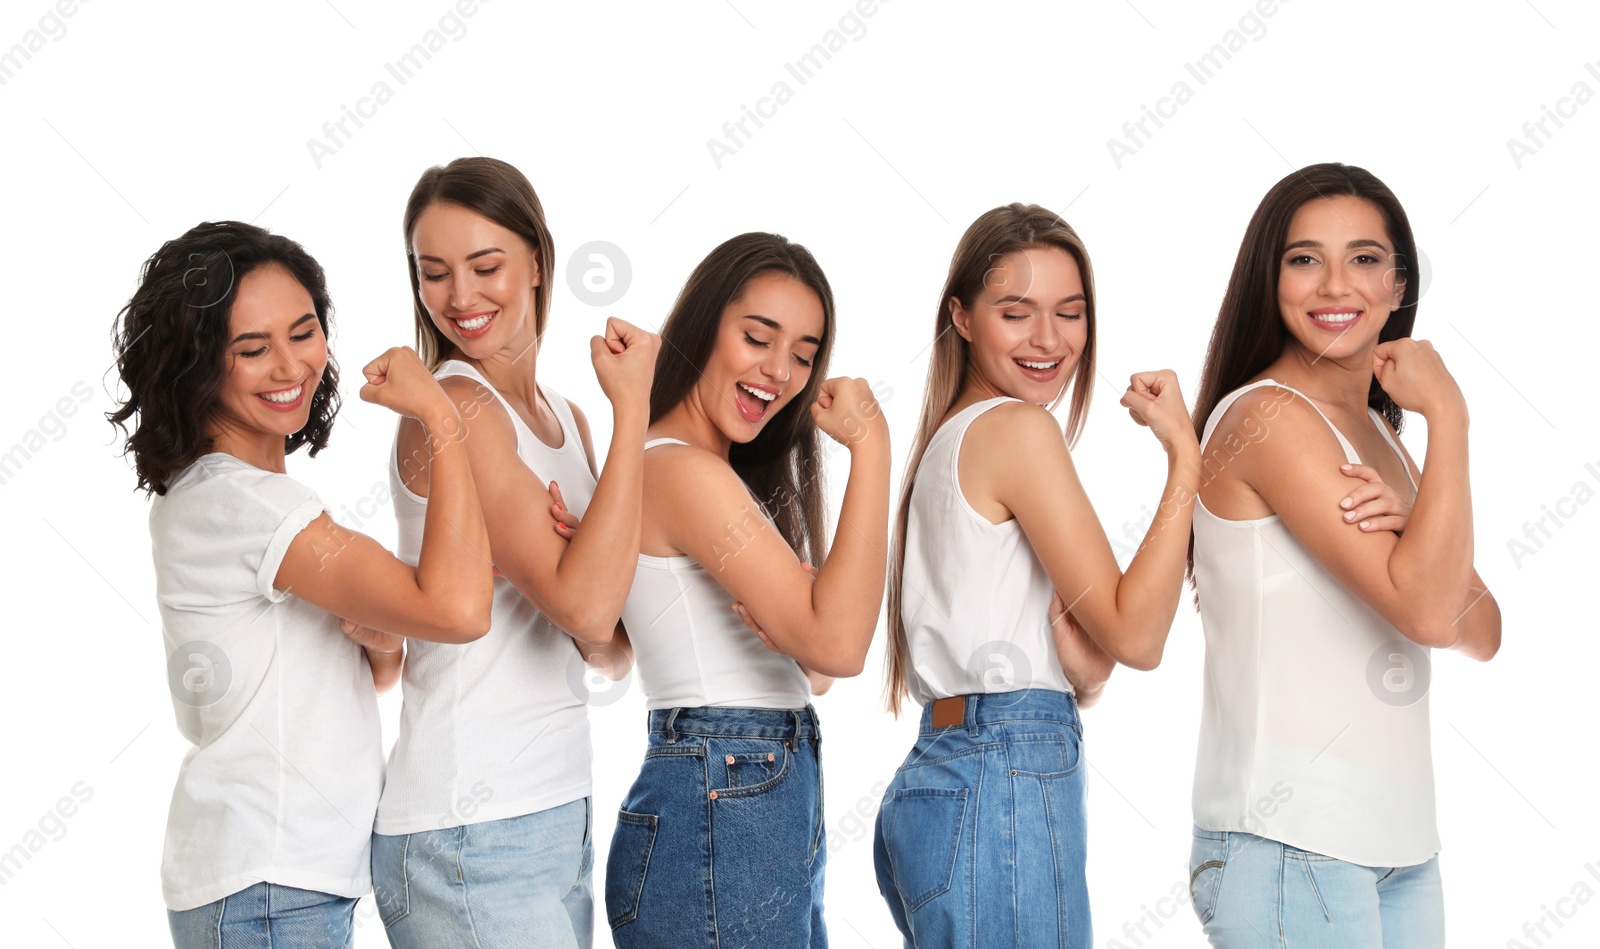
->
xmin=261 ymin=385 xmax=302 ymax=404
xmin=1313 ymin=312 xmax=1359 ymax=324
xmin=738 ymin=383 xmax=776 ymax=402
xmin=456 ymin=313 xmax=493 ymax=330
xmin=1016 ymin=358 xmax=1060 ymax=370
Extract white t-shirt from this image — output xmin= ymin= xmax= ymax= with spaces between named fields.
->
xmin=1191 ymin=380 xmax=1439 ymax=867
xmin=901 ymin=398 xmax=1074 ymax=705
xmin=618 ymin=438 xmax=812 ymax=710
xmin=150 ymin=453 xmax=383 ymax=911
xmin=376 ymin=361 xmax=596 ymax=835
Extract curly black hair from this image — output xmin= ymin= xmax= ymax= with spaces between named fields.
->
xmin=108 ymin=221 xmax=341 ymax=495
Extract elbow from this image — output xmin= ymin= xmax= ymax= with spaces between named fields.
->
xmin=1107 ymin=637 xmax=1163 ymax=673
xmin=440 ymin=599 xmax=493 ymax=644
xmin=557 ymin=608 xmax=619 ymax=647
xmin=806 ymin=641 xmax=868 ymax=680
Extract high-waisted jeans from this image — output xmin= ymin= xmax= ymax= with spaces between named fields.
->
xmin=605 ymin=705 xmax=826 ymax=948
xmin=873 ymin=688 xmax=1090 ymax=948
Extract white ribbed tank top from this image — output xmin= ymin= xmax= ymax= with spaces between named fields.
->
xmin=1191 ymin=379 xmax=1438 ymax=867
xmin=619 ymin=438 xmax=811 ymax=710
xmin=901 ymin=397 xmax=1072 ymax=705
xmin=376 ymin=360 xmax=598 ymax=834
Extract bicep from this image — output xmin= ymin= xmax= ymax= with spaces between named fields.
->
xmin=276 ymin=513 xmax=438 ymax=635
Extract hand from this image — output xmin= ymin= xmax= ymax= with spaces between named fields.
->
xmin=1118 ymin=369 xmax=1197 ymax=457
xmin=1049 ymin=591 xmax=1114 ymax=697
xmin=590 ymin=317 xmax=659 ymax=415
xmin=810 ymin=377 xmax=888 ymax=451
xmin=1371 ymin=338 xmax=1465 ymax=419
xmin=733 ymin=563 xmax=817 ymax=652
xmin=1338 ymin=463 xmax=1412 ymax=533
xmin=359 ymin=347 xmax=453 ymax=423
xmin=549 ymin=480 xmax=581 ymax=540
xmin=340 ymin=618 xmax=404 ymax=655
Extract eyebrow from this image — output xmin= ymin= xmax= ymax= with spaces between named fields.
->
xmin=1283 ymin=239 xmax=1391 ymax=252
xmin=415 ymin=247 xmax=505 ymax=263
xmin=232 ymin=313 xmax=317 ymax=344
xmin=744 ymin=314 xmax=822 ymax=347
xmin=991 ymin=293 xmax=1087 ymax=306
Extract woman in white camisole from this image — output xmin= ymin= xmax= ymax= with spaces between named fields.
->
xmin=1185 ymin=163 xmax=1501 ymax=948
xmin=873 ymin=203 xmax=1203 ymax=948
xmin=601 ymin=232 xmax=891 ymax=948
xmin=110 ymin=221 xmax=494 ymax=949
xmin=369 ymin=158 xmax=660 ymax=949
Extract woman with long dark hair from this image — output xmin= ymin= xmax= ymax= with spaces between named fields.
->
xmin=1185 ymin=163 xmax=1501 ymax=947
xmin=602 ymin=232 xmax=890 ymax=948
xmin=872 ymin=203 xmax=1199 ymax=947
xmin=370 ymin=157 xmax=658 ymax=949
xmin=110 ymin=220 xmax=493 ymax=948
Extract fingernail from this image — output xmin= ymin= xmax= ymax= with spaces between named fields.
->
xmin=1345 ymin=512 xmax=1356 ymax=520
xmin=553 ymin=502 xmax=563 ymax=512
xmin=1359 ymin=521 xmax=1370 ymax=530
xmin=1340 ymin=464 xmax=1352 ymax=470
xmin=1341 ymin=498 xmax=1352 ymax=508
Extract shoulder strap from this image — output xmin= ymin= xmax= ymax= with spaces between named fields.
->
xmin=1202 ymin=379 xmax=1360 ymax=466
xmin=644 ymin=437 xmax=692 ymax=451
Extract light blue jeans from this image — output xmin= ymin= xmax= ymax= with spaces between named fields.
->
xmin=605 ymin=705 xmax=826 ymax=948
xmin=1189 ymin=826 xmax=1445 ymax=947
xmin=371 ymin=797 xmax=593 ymax=949
xmin=873 ymin=689 xmax=1090 ymax=947
xmin=168 ymin=881 xmax=357 ymax=948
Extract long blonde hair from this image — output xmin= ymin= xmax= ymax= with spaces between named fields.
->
xmin=884 ymin=203 xmax=1098 ymax=715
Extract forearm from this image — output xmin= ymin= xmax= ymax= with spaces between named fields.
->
xmin=547 ymin=410 xmax=648 ymax=641
xmin=1386 ymin=410 xmax=1476 ymax=640
xmin=1104 ymin=452 xmax=1200 ymax=667
xmin=414 ymin=413 xmax=494 ymax=634
xmin=795 ymin=445 xmax=891 ymax=674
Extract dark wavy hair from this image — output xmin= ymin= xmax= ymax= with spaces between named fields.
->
xmin=650 ymin=232 xmax=836 ymax=567
xmin=403 ymin=157 xmax=556 ymax=369
xmin=108 ymin=221 xmax=340 ymax=495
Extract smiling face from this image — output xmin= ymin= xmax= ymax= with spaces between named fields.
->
xmin=950 ymin=245 xmax=1088 ymax=404
xmin=1276 ymin=194 xmax=1405 ymax=362
xmin=697 ymin=271 xmax=825 ymax=443
xmin=410 ymin=201 xmax=542 ymax=361
xmin=211 ymin=263 xmax=328 ymax=444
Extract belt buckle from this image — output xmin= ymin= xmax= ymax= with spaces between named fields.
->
xmin=931 ymin=695 xmax=965 ymax=729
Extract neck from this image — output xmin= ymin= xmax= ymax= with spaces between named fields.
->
xmin=652 ymin=391 xmax=733 ymax=460
xmin=1266 ymin=341 xmax=1375 ymax=413
xmin=450 ymin=342 xmax=539 ymax=410
xmin=205 ymin=420 xmax=288 ymax=473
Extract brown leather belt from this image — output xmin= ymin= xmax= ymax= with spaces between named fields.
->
xmin=931 ymin=695 xmax=966 ymax=729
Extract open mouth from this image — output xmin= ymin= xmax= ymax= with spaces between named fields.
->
xmin=1013 ymin=356 xmax=1064 ymax=382
xmin=452 ymin=310 xmax=497 ymax=339
xmin=1308 ymin=308 xmax=1362 ymax=330
xmin=734 ymin=381 xmax=777 ymax=423
xmin=257 ymin=383 xmax=306 ymax=412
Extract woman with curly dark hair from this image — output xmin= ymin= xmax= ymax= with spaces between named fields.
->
xmin=109 ymin=220 xmax=495 ymax=949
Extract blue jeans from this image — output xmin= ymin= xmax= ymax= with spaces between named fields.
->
xmin=371 ymin=797 xmax=593 ymax=949
xmin=1189 ymin=826 xmax=1445 ymax=947
xmin=605 ymin=705 xmax=826 ymax=948
xmin=168 ymin=882 xmax=356 ymax=948
xmin=874 ymin=689 xmax=1090 ymax=948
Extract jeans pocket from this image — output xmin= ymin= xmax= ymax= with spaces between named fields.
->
xmin=371 ymin=834 xmax=410 ymax=929
xmin=709 ymin=738 xmax=791 ymax=798
xmin=881 ymin=787 xmax=969 ymax=912
xmin=1005 ymin=731 xmax=1082 ymax=777
xmin=1188 ymin=830 xmax=1229 ymax=926
xmin=605 ymin=810 xmax=659 ymax=929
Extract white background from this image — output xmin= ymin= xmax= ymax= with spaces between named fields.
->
xmin=2 ymin=1 xmax=1597 ymax=946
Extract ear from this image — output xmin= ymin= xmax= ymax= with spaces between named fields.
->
xmin=949 ymin=296 xmax=972 ymax=343
xmin=530 ymin=255 xmax=543 ymax=290
xmin=1388 ymin=252 xmax=1407 ymax=310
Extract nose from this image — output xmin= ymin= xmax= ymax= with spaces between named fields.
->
xmin=1029 ymin=312 xmax=1063 ymax=353
xmin=1321 ymin=261 xmax=1349 ymax=298
xmin=760 ymin=346 xmax=791 ymax=384
xmin=450 ymin=277 xmax=476 ymax=312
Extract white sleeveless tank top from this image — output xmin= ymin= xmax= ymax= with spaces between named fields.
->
xmin=1191 ymin=379 xmax=1438 ymax=867
xmin=618 ymin=438 xmax=811 ymax=710
xmin=901 ymin=397 xmax=1072 ymax=705
xmin=376 ymin=360 xmax=598 ymax=834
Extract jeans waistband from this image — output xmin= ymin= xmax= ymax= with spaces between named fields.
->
xmin=918 ymin=688 xmax=1079 ymax=736
xmin=648 ymin=705 xmax=820 ymax=742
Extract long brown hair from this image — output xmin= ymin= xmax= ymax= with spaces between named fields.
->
xmin=1186 ymin=162 xmax=1420 ymax=595
xmin=402 ymin=157 xmax=556 ymax=369
xmin=884 ymin=203 xmax=1099 ymax=715
xmin=650 ymin=232 xmax=836 ymax=567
